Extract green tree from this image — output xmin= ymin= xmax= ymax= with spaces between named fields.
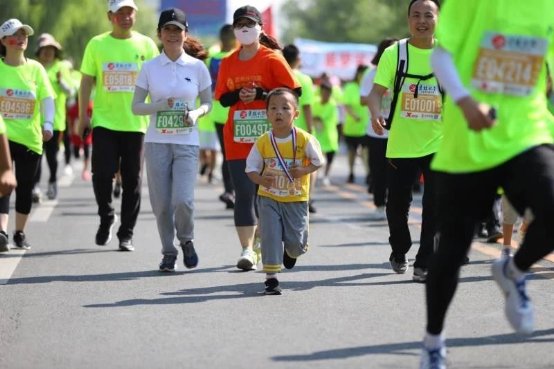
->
xmin=0 ymin=0 xmax=158 ymax=67
xmin=281 ymin=0 xmax=410 ymax=45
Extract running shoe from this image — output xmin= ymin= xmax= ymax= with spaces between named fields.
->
xmin=491 ymin=257 xmax=534 ymax=334
xmin=46 ymin=182 xmax=57 ymax=200
xmin=81 ymin=170 xmax=92 ymax=181
xmin=32 ymin=187 xmax=42 ymax=204
xmin=237 ymin=248 xmax=257 ymax=271
xmin=95 ymin=215 xmax=117 ymax=246
xmin=181 ymin=241 xmax=198 ymax=269
xmin=0 ymin=231 xmax=9 ymax=252
xmin=389 ymin=254 xmax=408 ymax=274
xmin=218 ymin=192 xmax=235 ymax=209
xmin=63 ymin=164 xmax=73 ymax=176
xmin=321 ymin=177 xmax=331 ymax=187
xmin=159 ymin=255 xmax=177 ymax=272
xmin=13 ymin=231 xmax=31 ymax=250
xmin=369 ymin=206 xmax=386 ymax=221
xmin=419 ymin=345 xmax=446 ymax=369
xmin=413 ymin=267 xmax=427 ymax=283
xmin=118 ymin=238 xmax=135 ymax=252
xmin=264 ymin=278 xmax=282 ymax=295
xmin=283 ymin=250 xmax=297 ymax=269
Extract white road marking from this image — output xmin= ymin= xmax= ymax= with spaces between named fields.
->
xmin=0 ymin=248 xmax=26 ymax=285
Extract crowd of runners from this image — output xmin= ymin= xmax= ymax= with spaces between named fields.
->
xmin=1 ymin=0 xmax=553 ymax=368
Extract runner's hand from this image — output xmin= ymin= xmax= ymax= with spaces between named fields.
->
xmin=457 ymin=96 xmax=496 ymax=132
xmin=371 ymin=115 xmax=387 ymax=136
xmin=260 ymin=173 xmax=274 ymax=188
xmin=0 ymin=169 xmax=16 ymax=197
xmin=42 ymin=128 xmax=53 ymax=141
xmin=239 ymin=87 xmax=256 ymax=104
xmin=78 ymin=115 xmax=91 ymax=137
xmin=186 ymin=109 xmax=202 ymax=126
xmin=290 ymin=166 xmax=306 ymax=179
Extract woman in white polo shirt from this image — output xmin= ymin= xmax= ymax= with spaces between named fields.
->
xmin=132 ymin=8 xmax=212 ymax=272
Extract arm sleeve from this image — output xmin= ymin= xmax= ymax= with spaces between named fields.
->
xmin=131 ymin=86 xmax=166 ymax=115
xmin=219 ymin=90 xmax=240 ymax=107
xmin=194 ymin=87 xmax=212 ymax=116
xmin=245 ymin=144 xmax=264 ymax=173
xmin=431 ymin=46 xmax=470 ymax=103
xmin=41 ymin=97 xmax=55 ymax=132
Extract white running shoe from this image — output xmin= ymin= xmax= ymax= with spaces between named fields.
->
xmin=491 ymin=257 xmax=534 ymax=334
xmin=64 ymin=164 xmax=74 ymax=176
xmin=369 ymin=206 xmax=386 ymax=221
xmin=321 ymin=177 xmax=331 ymax=187
xmin=237 ymin=248 xmax=257 ymax=271
xmin=419 ymin=345 xmax=446 ymax=369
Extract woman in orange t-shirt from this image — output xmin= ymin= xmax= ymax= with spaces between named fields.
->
xmin=215 ymin=5 xmax=300 ymax=271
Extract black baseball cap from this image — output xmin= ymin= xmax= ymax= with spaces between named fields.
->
xmin=233 ymin=6 xmax=262 ymax=25
xmin=158 ymin=8 xmax=188 ymax=30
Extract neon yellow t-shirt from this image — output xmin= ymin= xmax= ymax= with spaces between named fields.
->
xmin=374 ymin=43 xmax=443 ymax=158
xmin=207 ymin=50 xmax=233 ymax=125
xmin=294 ymin=69 xmax=315 ymax=131
xmin=312 ymin=99 xmax=339 ymax=153
xmin=80 ymin=31 xmax=159 ymax=133
xmin=0 ymin=115 xmax=5 ymax=134
xmin=432 ymin=0 xmax=554 ymax=173
xmin=44 ymin=59 xmax=71 ymax=131
xmin=0 ymin=59 xmax=55 ymax=154
xmin=342 ymin=81 xmax=368 ymax=137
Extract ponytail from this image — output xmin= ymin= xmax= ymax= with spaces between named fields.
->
xmin=0 ymin=43 xmax=5 ymax=58
xmin=183 ymin=36 xmax=208 ymax=61
xmin=259 ymin=32 xmax=280 ymax=50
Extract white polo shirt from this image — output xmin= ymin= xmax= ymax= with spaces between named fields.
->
xmin=136 ymin=50 xmax=211 ymax=145
xmin=360 ymin=68 xmax=389 ymax=139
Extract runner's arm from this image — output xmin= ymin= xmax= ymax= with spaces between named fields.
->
xmin=78 ymin=74 xmax=95 ymax=136
xmin=367 ymin=84 xmax=387 ymax=136
xmin=187 ymin=87 xmax=213 ymax=125
xmin=41 ymin=96 xmax=55 ymax=141
xmin=131 ymin=86 xmax=168 ymax=115
xmin=219 ymin=90 xmax=240 ymax=107
xmin=431 ymin=46 xmax=469 ymax=102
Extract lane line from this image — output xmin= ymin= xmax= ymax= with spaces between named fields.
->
xmin=30 ymin=200 xmax=58 ymax=222
xmin=0 ymin=249 xmax=26 ymax=285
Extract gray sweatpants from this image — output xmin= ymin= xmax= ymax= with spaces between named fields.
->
xmin=258 ymin=196 xmax=309 ymax=273
xmin=144 ymin=143 xmax=199 ymax=256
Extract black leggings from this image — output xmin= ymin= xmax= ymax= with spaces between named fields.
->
xmin=367 ymin=136 xmax=388 ymax=207
xmin=426 ymin=145 xmax=554 ymax=335
xmin=228 ymin=159 xmax=257 ymax=227
xmin=0 ymin=141 xmax=41 ymax=215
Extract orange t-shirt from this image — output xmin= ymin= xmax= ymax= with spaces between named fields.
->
xmin=214 ymin=45 xmax=300 ymax=160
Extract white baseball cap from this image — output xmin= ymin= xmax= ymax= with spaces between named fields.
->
xmin=108 ymin=0 xmax=138 ymax=13
xmin=0 ymin=19 xmax=34 ymax=38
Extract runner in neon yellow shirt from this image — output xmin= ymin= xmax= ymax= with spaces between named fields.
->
xmin=367 ymin=0 xmax=442 ymax=284
xmin=33 ymin=33 xmax=72 ymax=201
xmin=421 ymin=1 xmax=554 ymax=367
xmin=343 ymin=65 xmax=369 ymax=184
xmin=312 ymin=82 xmax=339 ymax=186
xmin=78 ymin=0 xmax=159 ymax=251
xmin=0 ymin=18 xmax=55 ymax=250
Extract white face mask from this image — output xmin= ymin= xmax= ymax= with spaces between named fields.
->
xmin=234 ymin=24 xmax=261 ymax=46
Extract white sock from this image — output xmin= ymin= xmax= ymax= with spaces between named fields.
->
xmin=507 ymin=258 xmax=526 ymax=280
xmin=423 ymin=332 xmax=445 ymax=349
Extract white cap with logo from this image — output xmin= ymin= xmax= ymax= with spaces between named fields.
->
xmin=0 ymin=19 xmax=34 ymax=38
xmin=108 ymin=0 xmax=138 ymax=13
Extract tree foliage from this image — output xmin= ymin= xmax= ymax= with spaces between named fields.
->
xmin=0 ymin=0 xmax=158 ymax=67
xmin=281 ymin=0 xmax=410 ymax=45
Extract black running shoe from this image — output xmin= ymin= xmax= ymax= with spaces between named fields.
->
xmin=119 ymin=238 xmax=135 ymax=252
xmin=159 ymin=255 xmax=177 ymax=272
xmin=181 ymin=241 xmax=198 ymax=269
xmin=219 ymin=192 xmax=235 ymax=209
xmin=13 ymin=231 xmax=31 ymax=250
xmin=264 ymin=278 xmax=282 ymax=295
xmin=308 ymin=199 xmax=317 ymax=214
xmin=95 ymin=215 xmax=116 ymax=246
xmin=0 ymin=231 xmax=9 ymax=252
xmin=283 ymin=250 xmax=297 ymax=269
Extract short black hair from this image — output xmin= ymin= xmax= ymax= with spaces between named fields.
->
xmin=265 ymin=87 xmax=299 ymax=109
xmin=219 ymin=24 xmax=234 ymax=39
xmin=408 ymin=0 xmax=440 ymax=15
xmin=282 ymin=44 xmax=299 ymax=66
xmin=371 ymin=37 xmax=398 ymax=66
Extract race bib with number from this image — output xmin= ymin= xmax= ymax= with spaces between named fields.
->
xmin=0 ymin=88 xmax=36 ymax=119
xmin=262 ymin=159 xmax=302 ymax=197
xmin=400 ymin=83 xmax=442 ymax=121
xmin=102 ymin=62 xmax=138 ymax=92
xmin=472 ymin=32 xmax=547 ymax=97
xmin=233 ymin=109 xmax=269 ymax=143
xmin=155 ymin=99 xmax=192 ymax=135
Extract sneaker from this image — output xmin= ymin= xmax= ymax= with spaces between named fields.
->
xmin=46 ymin=182 xmax=57 ymax=200
xmin=369 ymin=206 xmax=386 ymax=221
xmin=237 ymin=248 xmax=257 ymax=271
xmin=13 ymin=231 xmax=31 ymax=250
xmin=419 ymin=346 xmax=446 ymax=369
xmin=264 ymin=278 xmax=282 ymax=295
xmin=159 ymin=255 xmax=177 ymax=272
xmin=0 ymin=231 xmax=9 ymax=252
xmin=181 ymin=241 xmax=198 ymax=269
xmin=113 ymin=181 xmax=122 ymax=199
xmin=81 ymin=170 xmax=92 ymax=181
xmin=308 ymin=199 xmax=317 ymax=214
xmin=63 ymin=164 xmax=73 ymax=176
xmin=389 ymin=254 xmax=408 ymax=274
xmin=219 ymin=192 xmax=235 ymax=209
xmin=283 ymin=250 xmax=297 ymax=269
xmin=491 ymin=257 xmax=534 ymax=334
xmin=413 ymin=267 xmax=428 ymax=283
xmin=32 ymin=187 xmax=42 ymax=204
xmin=95 ymin=215 xmax=117 ymax=246
xmin=321 ymin=177 xmax=331 ymax=187
xmin=119 ymin=238 xmax=135 ymax=252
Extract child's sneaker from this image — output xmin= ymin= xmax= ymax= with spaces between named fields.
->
xmin=283 ymin=250 xmax=297 ymax=269
xmin=264 ymin=278 xmax=282 ymax=295
xmin=419 ymin=345 xmax=446 ymax=369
